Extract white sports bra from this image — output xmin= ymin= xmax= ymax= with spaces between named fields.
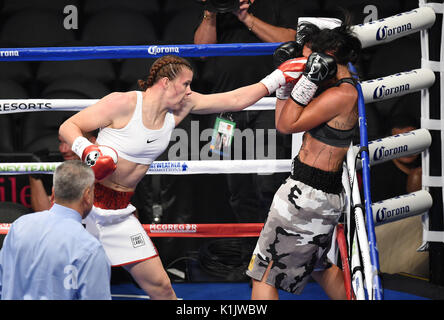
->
xmin=96 ymin=91 xmax=176 ymax=165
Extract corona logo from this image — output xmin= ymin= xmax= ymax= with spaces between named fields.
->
xmin=0 ymin=50 xmax=19 ymax=57
xmin=147 ymin=46 xmax=180 ymax=55
xmin=376 ymin=23 xmax=412 ymax=41
xmin=373 ymin=83 xmax=410 ymax=100
xmin=373 ymin=145 xmax=408 ymax=161
xmin=376 ymin=205 xmax=410 ymax=223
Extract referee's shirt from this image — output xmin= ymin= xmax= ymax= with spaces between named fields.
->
xmin=0 ymin=203 xmax=111 ymax=300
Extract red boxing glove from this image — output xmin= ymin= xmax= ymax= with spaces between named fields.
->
xmin=277 ymin=57 xmax=307 ymax=83
xmin=82 ymin=145 xmax=118 ymax=181
xmin=260 ymin=57 xmax=306 ymax=94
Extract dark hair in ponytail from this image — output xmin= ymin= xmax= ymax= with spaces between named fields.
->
xmin=138 ymin=55 xmax=193 ymax=90
xmin=310 ymin=14 xmax=362 ymax=65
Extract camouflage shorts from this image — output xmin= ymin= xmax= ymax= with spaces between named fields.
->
xmin=246 ymin=177 xmax=345 ymax=295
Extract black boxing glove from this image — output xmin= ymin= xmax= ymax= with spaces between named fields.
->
xmin=273 ymin=22 xmax=323 ymax=68
xmin=295 ymin=22 xmax=322 ymax=48
xmin=273 ymin=41 xmax=303 ymax=68
xmin=290 ymin=52 xmax=337 ymax=106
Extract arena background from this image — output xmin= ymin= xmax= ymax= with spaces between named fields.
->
xmin=0 ymin=0 xmax=442 ymax=296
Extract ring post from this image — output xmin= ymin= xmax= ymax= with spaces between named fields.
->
xmin=349 ymin=63 xmax=383 ymax=300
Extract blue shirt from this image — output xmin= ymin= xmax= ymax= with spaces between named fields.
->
xmin=0 ymin=204 xmax=111 ymax=300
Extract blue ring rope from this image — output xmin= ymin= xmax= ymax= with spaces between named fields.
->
xmin=0 ymin=43 xmax=280 ymax=61
xmin=349 ymin=63 xmax=383 ymax=300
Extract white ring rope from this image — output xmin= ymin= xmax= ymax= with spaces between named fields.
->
xmin=343 ymin=158 xmax=371 ymax=299
xmin=372 ymin=190 xmax=433 ymax=226
xmin=0 ymin=129 xmax=432 ymax=175
xmin=0 ymin=68 xmax=435 ymax=115
xmin=353 ymin=128 xmax=432 ymax=170
xmin=0 ymin=159 xmax=289 ymax=175
xmin=351 ymin=7 xmax=435 ymax=48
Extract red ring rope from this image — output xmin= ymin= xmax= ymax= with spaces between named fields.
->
xmin=336 ymin=223 xmax=354 ymax=300
xmin=0 ymin=222 xmax=264 ymax=238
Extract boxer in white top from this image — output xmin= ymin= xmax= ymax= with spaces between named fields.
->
xmin=59 ymin=54 xmax=306 ymax=299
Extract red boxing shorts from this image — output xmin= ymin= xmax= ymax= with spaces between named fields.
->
xmin=94 ymin=182 xmax=134 ymax=209
xmin=83 ymin=183 xmax=158 ymax=267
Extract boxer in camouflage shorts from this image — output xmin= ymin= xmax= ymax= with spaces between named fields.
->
xmin=247 ymin=18 xmax=361 ymax=300
xmin=246 ymin=156 xmax=345 ymax=295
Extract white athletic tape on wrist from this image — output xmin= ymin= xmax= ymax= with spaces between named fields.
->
xmin=71 ymin=136 xmax=93 ymax=159
xmin=276 ymin=82 xmax=295 ymax=100
xmin=290 ymin=75 xmax=318 ymax=106
xmin=260 ymin=69 xmax=285 ymax=94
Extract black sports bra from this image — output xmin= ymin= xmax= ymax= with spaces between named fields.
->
xmin=307 ymin=78 xmax=358 ymax=148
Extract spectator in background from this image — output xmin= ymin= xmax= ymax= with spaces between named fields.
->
xmin=28 ymin=131 xmax=97 ymax=212
xmin=0 ymin=160 xmax=111 ymax=300
xmin=370 ymin=114 xmax=428 ymax=278
xmin=194 ymin=0 xmax=302 ymax=257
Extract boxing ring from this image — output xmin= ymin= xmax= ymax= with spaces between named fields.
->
xmin=0 ymin=4 xmax=441 ymax=300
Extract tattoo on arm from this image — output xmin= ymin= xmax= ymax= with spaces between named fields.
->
xmin=333 ymin=120 xmax=346 ymax=130
xmin=333 ymin=109 xmax=359 ymax=130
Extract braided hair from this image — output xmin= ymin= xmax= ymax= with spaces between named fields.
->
xmin=138 ymin=55 xmax=193 ymax=90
